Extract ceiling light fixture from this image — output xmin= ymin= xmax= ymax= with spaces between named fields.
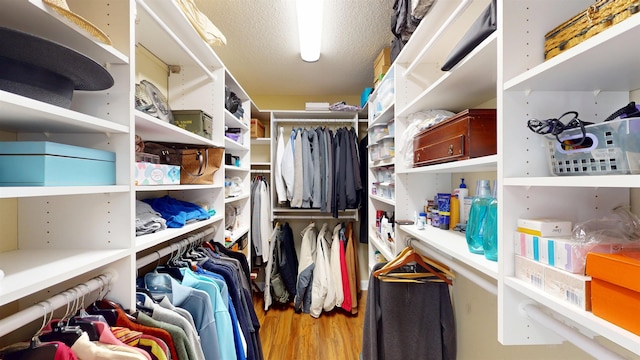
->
xmin=296 ymin=0 xmax=323 ymax=62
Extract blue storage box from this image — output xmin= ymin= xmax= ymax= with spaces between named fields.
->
xmin=0 ymin=141 xmax=116 ymax=186
xmin=361 ymin=87 xmax=373 ymax=108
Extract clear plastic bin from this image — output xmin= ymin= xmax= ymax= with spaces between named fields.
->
xmin=545 ymin=118 xmax=640 ymax=175
xmin=368 ymin=143 xmax=380 ymax=162
xmin=379 ymin=136 xmax=395 ymax=159
xmin=368 ymin=123 xmax=388 ymax=143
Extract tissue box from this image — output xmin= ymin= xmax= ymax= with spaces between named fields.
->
xmin=587 ymin=251 xmax=640 ymax=335
xmin=0 ymin=141 xmax=115 ymax=186
xmin=134 ymin=162 xmax=180 ymax=186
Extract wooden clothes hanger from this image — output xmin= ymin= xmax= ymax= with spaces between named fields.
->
xmin=373 ymin=247 xmax=454 ymax=285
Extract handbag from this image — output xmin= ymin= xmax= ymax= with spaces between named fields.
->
xmin=440 ymin=0 xmax=497 ymax=71
xmin=143 ymin=141 xmax=224 ymax=185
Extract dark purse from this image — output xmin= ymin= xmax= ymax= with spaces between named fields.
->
xmin=143 ymin=141 xmax=224 ymax=185
xmin=440 ymin=0 xmax=497 ymax=71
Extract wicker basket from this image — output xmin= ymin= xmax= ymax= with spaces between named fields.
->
xmin=544 ymin=0 xmax=640 ymax=60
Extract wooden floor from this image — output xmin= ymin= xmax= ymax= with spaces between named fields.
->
xmin=253 ymin=292 xmax=367 ymax=360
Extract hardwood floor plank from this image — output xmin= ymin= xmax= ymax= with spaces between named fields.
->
xmin=254 ymin=291 xmax=367 ymax=360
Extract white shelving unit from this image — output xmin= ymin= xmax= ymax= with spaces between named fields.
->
xmin=370 ymin=0 xmax=640 ymax=358
xmin=0 ymin=0 xmax=135 ymax=316
xmin=498 ymin=0 xmax=640 ymax=356
xmin=0 ymin=0 xmax=256 ymax=342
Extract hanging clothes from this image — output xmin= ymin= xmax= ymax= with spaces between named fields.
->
xmin=294 ymin=222 xmax=317 ymax=313
xmin=362 ymin=252 xmax=456 ymax=360
xmin=310 ymin=223 xmax=332 ymax=318
xmin=329 ymin=223 xmax=344 ymax=309
xmin=275 ymin=126 xmax=287 ymax=203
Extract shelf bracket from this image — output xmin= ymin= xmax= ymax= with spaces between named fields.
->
xmin=521 ymin=304 xmax=625 ymax=360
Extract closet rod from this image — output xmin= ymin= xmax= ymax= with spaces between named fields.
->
xmin=273 ymin=214 xmax=358 ymax=220
xmin=0 ymin=272 xmax=116 ymax=338
xmin=407 ymin=238 xmax=497 ymax=295
xmin=273 ymin=119 xmax=355 ymax=124
xmin=522 ymin=304 xmax=625 ymax=360
xmin=403 ymin=0 xmax=471 ymax=78
xmin=136 ymin=227 xmax=216 ymax=269
xmin=251 ymin=169 xmax=271 ymax=174
xmin=136 ymin=0 xmax=217 ymax=82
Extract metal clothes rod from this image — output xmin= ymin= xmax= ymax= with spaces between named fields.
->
xmin=522 ymin=304 xmax=625 ymax=360
xmin=403 ymin=0 xmax=471 ymax=78
xmin=0 ymin=272 xmax=116 ymax=338
xmin=136 ymin=227 xmax=216 ymax=269
xmin=137 ymin=0 xmax=216 ymax=82
xmin=407 ymin=238 xmax=497 ymax=295
xmin=272 ymin=214 xmax=358 ymax=220
xmin=273 ymin=119 xmax=355 ymax=124
xmin=251 ymin=169 xmax=271 ymax=174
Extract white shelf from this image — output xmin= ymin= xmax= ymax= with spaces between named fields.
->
xmin=135 ymin=184 xmax=222 ymax=192
xmin=251 ymin=162 xmax=271 ymax=167
xmin=1 ymin=1 xmax=129 ymax=66
xmin=136 ymin=0 xmax=223 ymax=70
xmin=230 ymin=226 xmax=249 ymax=243
xmin=225 ymin=110 xmax=249 ymax=130
xmin=370 ymin=159 xmax=396 ymax=169
xmin=369 ymin=233 xmax=394 ymax=262
xmin=135 ymin=111 xmax=221 ymax=146
xmin=504 ymin=14 xmax=640 ymax=92
xmin=505 ymin=277 xmax=640 ymax=355
xmin=0 ymin=185 xmax=130 ymax=199
xmin=0 ymin=90 xmax=130 ymax=134
xmin=251 ymin=138 xmax=271 ymax=145
xmin=225 ymin=165 xmax=250 ymax=173
xmin=397 ymin=33 xmax=497 ymax=117
xmin=370 ymin=103 xmax=395 ymax=127
xmin=224 ymin=137 xmax=250 ymax=152
xmin=400 ymin=155 xmax=497 ymax=174
xmin=135 ymin=215 xmax=224 ymax=252
xmin=400 ymin=224 xmax=498 ymax=279
xmin=0 ymin=248 xmax=130 ymax=306
xmin=224 ymin=193 xmax=250 ymax=204
xmin=504 ymin=175 xmax=640 ymax=188
xmin=370 ymin=194 xmax=395 ymax=206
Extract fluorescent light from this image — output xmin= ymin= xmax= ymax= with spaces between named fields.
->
xmin=296 ymin=0 xmax=323 ymax=62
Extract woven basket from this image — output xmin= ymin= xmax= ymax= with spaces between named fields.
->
xmin=544 ymin=0 xmax=640 ymax=60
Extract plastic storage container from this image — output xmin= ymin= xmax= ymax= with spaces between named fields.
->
xmin=368 ymin=123 xmax=388 ymax=143
xmin=545 ymin=117 xmax=640 ymax=175
xmin=379 ymin=136 xmax=395 ymax=159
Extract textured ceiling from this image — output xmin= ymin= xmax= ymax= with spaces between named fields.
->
xmin=194 ymin=0 xmax=395 ymax=99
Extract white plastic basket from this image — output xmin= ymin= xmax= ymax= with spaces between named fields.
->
xmin=545 ymin=118 xmax=640 ymax=175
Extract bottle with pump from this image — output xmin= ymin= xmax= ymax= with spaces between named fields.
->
xmin=482 ymin=180 xmax=498 ymax=261
xmin=454 ymin=178 xmax=468 ymax=224
xmin=465 ymin=180 xmax=491 ymax=254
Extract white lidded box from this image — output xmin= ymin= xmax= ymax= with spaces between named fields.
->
xmin=517 ymin=218 xmax=572 ymax=237
xmin=0 ymin=141 xmax=115 ymax=186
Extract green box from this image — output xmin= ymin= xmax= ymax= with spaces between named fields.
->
xmin=172 ymin=110 xmax=213 ymax=139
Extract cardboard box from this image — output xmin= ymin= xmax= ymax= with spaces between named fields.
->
xmin=586 ymin=252 xmax=640 ymax=335
xmin=515 ymin=255 xmax=591 ymax=310
xmin=374 ymin=47 xmax=391 ymax=81
xmin=517 ymin=218 xmax=572 ymax=237
xmin=251 ymin=118 xmax=265 ymax=138
xmin=172 ymin=110 xmax=213 ymax=139
xmin=0 ymin=141 xmax=115 ymax=186
xmin=134 ymin=162 xmax=180 ymax=185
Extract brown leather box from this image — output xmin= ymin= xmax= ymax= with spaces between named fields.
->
xmin=413 ymin=109 xmax=496 ymax=167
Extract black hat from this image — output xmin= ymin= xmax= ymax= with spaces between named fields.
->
xmin=0 ymin=26 xmax=114 ymax=109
